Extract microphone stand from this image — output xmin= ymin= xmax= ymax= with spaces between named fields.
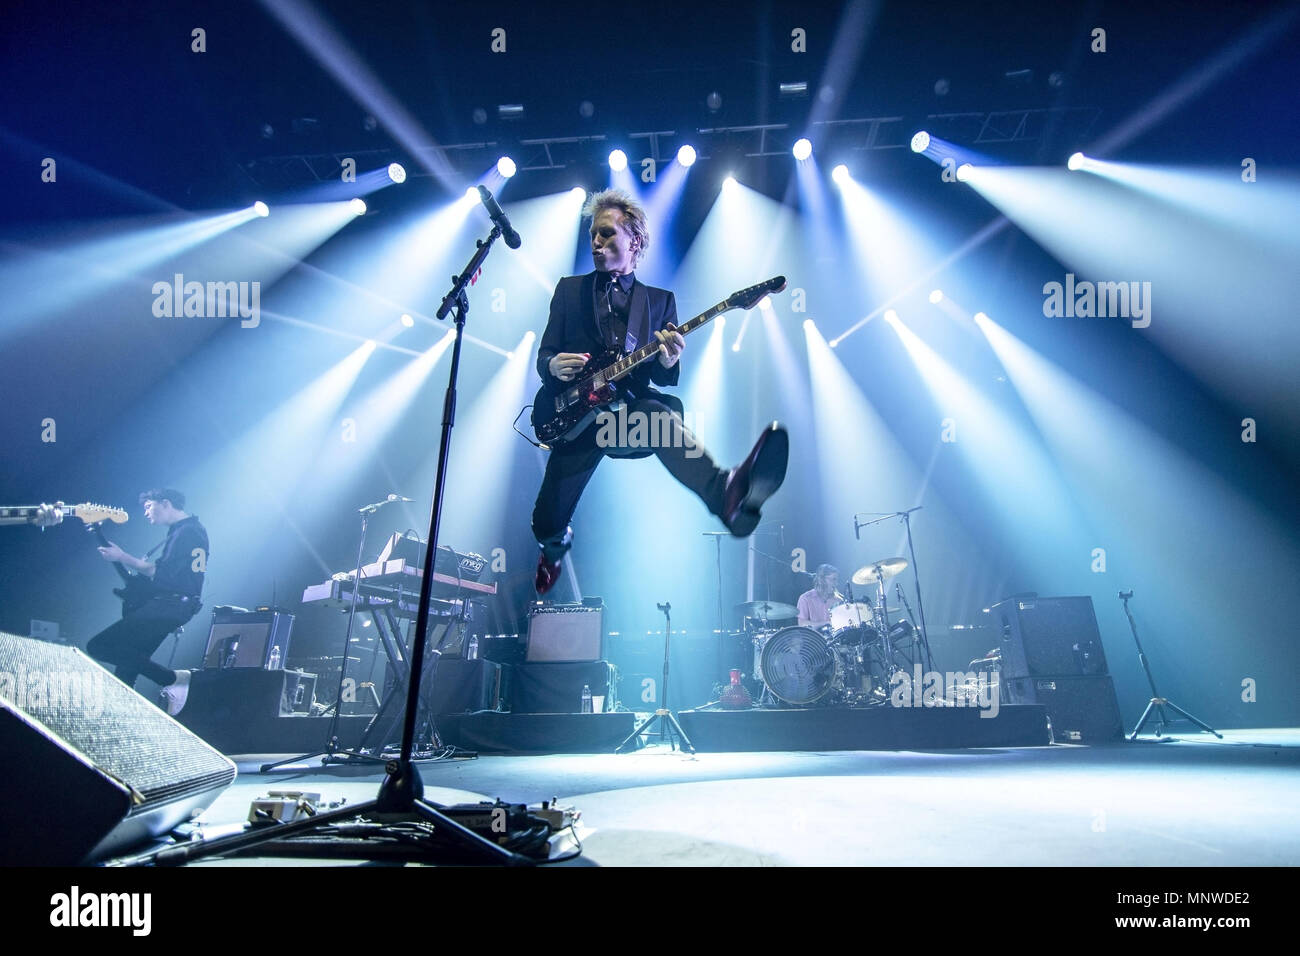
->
xmin=855 ymin=507 xmax=935 ymax=672
xmin=1122 ymin=589 xmax=1222 ymax=742
xmin=618 ymin=601 xmax=695 ymax=754
xmin=151 ymin=225 xmax=524 ymax=865
xmin=702 ymin=531 xmax=727 ymax=684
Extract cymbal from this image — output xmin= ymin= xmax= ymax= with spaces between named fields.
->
xmin=851 ymin=557 xmax=909 ymax=586
xmin=735 ymin=600 xmax=797 ymax=620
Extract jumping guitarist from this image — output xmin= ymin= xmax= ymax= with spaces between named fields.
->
xmin=531 ymin=188 xmax=789 ymax=595
xmin=86 ymin=488 xmax=208 ymax=714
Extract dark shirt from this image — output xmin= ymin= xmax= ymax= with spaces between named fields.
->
xmin=594 ymin=271 xmax=634 ymax=353
xmin=151 ymin=515 xmax=208 ymax=597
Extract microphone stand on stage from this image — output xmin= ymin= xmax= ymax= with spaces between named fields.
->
xmin=1121 ymin=589 xmax=1222 ymax=742
xmin=855 ymin=507 xmax=936 ymax=673
xmin=702 ymin=531 xmax=727 ymax=685
xmin=138 ymin=201 xmax=532 ymax=865
xmin=618 ymin=601 xmax=695 ymax=754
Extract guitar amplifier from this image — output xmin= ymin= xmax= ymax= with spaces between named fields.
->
xmin=202 ymin=606 xmax=295 ymax=669
xmin=526 ymin=603 xmax=604 ymax=662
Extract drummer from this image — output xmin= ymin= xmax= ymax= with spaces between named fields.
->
xmin=797 ymin=564 xmax=844 ymax=627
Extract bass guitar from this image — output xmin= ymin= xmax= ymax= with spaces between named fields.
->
xmin=531 ymin=275 xmax=786 ymax=447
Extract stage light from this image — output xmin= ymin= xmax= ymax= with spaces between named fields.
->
xmin=831 ymin=164 xmax=849 ymax=184
xmin=803 ymin=318 xmax=816 ymax=331
xmin=792 ymin=138 xmax=813 ymax=161
xmin=883 ymin=309 xmax=899 ymax=323
xmin=497 ymin=156 xmax=517 ymax=178
xmin=365 ymin=339 xmax=377 ymax=349
xmin=973 ymin=311 xmax=989 ymax=323
xmin=1067 ymin=152 xmax=1086 ymax=171
xmin=465 ymin=186 xmax=478 ymax=201
xmin=722 ymin=174 xmax=737 ymax=190
xmin=253 ymin=201 xmax=270 ymax=218
xmin=910 ymin=131 xmax=931 ymax=153
xmin=956 ymin=163 xmax=973 ymax=182
xmin=929 ymin=289 xmax=944 ymax=304
xmin=350 ymin=198 xmax=367 ymax=216
xmin=387 ymin=163 xmax=407 ymax=184
xmin=677 ymin=144 xmax=697 ymax=167
xmin=608 ymin=149 xmax=628 ymax=172
xmin=731 ymin=342 xmax=741 ymax=352
xmin=570 ymin=186 xmax=586 ymax=200
xmin=400 ymin=313 xmax=414 ymax=328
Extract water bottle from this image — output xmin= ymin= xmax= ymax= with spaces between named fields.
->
xmin=581 ymin=684 xmax=593 ymax=714
xmin=221 ymin=637 xmax=239 ymax=669
xmin=268 ymin=645 xmax=281 ymax=669
xmin=466 ymin=634 xmax=479 ymax=661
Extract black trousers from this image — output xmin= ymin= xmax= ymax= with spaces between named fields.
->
xmin=86 ymin=595 xmax=199 ymax=689
xmin=532 ymin=396 xmax=729 ymax=560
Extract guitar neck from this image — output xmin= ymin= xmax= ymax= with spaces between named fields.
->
xmin=602 ymin=299 xmax=732 ymax=382
xmin=0 ymin=506 xmax=50 ymax=522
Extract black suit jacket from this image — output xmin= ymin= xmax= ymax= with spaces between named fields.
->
xmin=536 ymin=271 xmax=681 ymax=397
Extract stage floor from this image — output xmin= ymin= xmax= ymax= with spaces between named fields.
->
xmin=181 ymin=728 xmax=1300 ymax=866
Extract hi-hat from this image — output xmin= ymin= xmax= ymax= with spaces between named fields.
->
xmin=851 ymin=557 xmax=908 ymax=586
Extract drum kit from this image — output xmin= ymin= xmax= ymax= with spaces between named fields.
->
xmin=737 ymin=557 xmax=918 ymax=708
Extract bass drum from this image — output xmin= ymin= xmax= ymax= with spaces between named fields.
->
xmin=760 ymin=626 xmax=842 ymax=705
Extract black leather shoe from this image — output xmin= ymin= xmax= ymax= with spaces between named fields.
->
xmin=535 ymin=551 xmax=563 ymax=595
xmin=722 ymin=422 xmax=789 ymax=537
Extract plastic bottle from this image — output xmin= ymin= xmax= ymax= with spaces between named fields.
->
xmin=466 ymin=634 xmax=479 ymax=661
xmin=268 ymin=645 xmax=282 ymax=669
xmin=581 ymin=684 xmax=593 ymax=714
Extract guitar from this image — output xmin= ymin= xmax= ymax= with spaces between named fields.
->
xmin=0 ymin=502 xmax=128 ymax=527
xmin=84 ymin=520 xmax=163 ymax=615
xmin=531 ymin=275 xmax=787 ymax=447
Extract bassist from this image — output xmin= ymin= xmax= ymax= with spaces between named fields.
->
xmin=532 ymin=189 xmax=789 ymax=595
xmin=86 ymin=488 xmax=208 ymax=714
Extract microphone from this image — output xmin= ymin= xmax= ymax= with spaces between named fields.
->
xmin=657 ymin=602 xmax=671 ymax=613
xmin=477 ymin=185 xmax=522 ymax=249
xmin=1118 ymin=589 xmax=1134 ymax=600
xmin=358 ymin=494 xmax=412 ymax=514
xmin=854 ymin=516 xmax=861 ymax=540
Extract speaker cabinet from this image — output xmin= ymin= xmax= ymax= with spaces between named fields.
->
xmin=993 ymin=595 xmax=1109 ymax=679
xmin=202 ymin=606 xmax=295 ymax=669
xmin=0 ymin=632 xmax=236 ymax=865
xmin=1005 ymin=675 xmax=1123 ymax=742
xmin=509 ymin=661 xmax=615 ymax=713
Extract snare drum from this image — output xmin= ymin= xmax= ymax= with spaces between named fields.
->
xmin=828 ymin=602 xmax=875 ymax=645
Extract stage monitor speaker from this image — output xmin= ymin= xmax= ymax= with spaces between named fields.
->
xmin=526 ymin=605 xmax=604 ymax=662
xmin=0 ymin=632 xmax=237 ymax=865
xmin=202 ymin=606 xmax=295 ymax=669
xmin=992 ymin=595 xmax=1109 ymax=679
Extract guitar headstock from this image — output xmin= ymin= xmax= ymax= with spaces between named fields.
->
xmin=68 ymin=503 xmax=129 ymax=526
xmin=727 ymin=276 xmax=787 ymax=311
